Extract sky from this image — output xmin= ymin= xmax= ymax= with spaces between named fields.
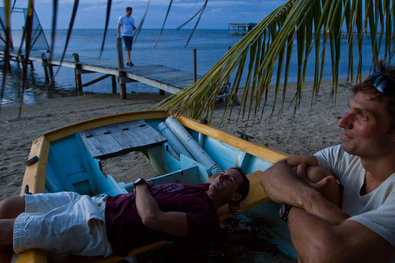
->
xmin=10 ymin=0 xmax=287 ymax=30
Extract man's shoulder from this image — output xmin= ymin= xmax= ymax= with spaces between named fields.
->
xmin=118 ymin=15 xmax=127 ymax=21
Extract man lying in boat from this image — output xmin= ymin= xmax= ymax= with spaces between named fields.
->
xmin=260 ymin=61 xmax=395 ymax=263
xmin=0 ymin=167 xmax=249 ymax=261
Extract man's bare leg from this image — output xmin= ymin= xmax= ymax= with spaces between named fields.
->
xmin=302 ymin=166 xmax=342 ymax=207
xmin=0 ymin=196 xmax=26 ymax=263
xmin=126 ymin=50 xmax=131 ymax=64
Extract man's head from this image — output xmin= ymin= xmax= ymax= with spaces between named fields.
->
xmin=126 ymin=7 xmax=133 ymax=16
xmin=338 ymin=60 xmax=395 ymax=158
xmin=207 ymin=167 xmax=250 ymax=206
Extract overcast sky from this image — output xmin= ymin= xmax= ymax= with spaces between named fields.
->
xmin=10 ymin=0 xmax=287 ymax=29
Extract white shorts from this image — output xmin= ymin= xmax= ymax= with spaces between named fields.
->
xmin=13 ymin=192 xmax=113 ymax=257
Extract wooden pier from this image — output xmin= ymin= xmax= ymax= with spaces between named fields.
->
xmin=4 ymin=39 xmax=201 ymax=99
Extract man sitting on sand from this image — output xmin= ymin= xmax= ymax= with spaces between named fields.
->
xmin=0 ymin=168 xmax=249 ymax=261
xmin=260 ymin=61 xmax=395 ymax=262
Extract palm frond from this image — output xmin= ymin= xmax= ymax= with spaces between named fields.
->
xmin=158 ymin=0 xmax=394 ymax=122
xmin=153 ymin=0 xmax=173 ymax=49
xmin=133 ymin=0 xmax=150 ymax=43
xmin=98 ymin=0 xmax=112 ymax=58
xmin=184 ymin=0 xmax=207 ymax=48
xmin=55 ymin=0 xmax=79 ymax=71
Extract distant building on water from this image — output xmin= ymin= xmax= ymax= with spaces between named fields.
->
xmin=228 ymin=23 xmax=257 ymax=35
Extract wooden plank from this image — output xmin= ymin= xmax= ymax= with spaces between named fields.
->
xmin=117 ymin=120 xmax=166 ymax=147
xmin=111 ymin=131 xmax=141 ymax=149
xmin=78 ymin=120 xmax=166 ymax=159
xmin=14 ymin=250 xmax=48 ymax=263
xmin=19 ymin=136 xmax=50 ymax=196
xmin=159 ymin=76 xmax=195 ymax=83
xmin=124 ymin=72 xmax=182 ymax=94
xmin=78 ymin=132 xmax=123 ymax=158
xmin=148 ymin=74 xmax=194 ymax=82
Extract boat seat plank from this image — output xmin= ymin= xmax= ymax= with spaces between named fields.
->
xmin=78 ymin=120 xmax=166 ymax=159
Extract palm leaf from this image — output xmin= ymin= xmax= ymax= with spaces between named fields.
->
xmin=54 ymin=0 xmax=79 ymax=73
xmin=98 ymin=0 xmax=112 ymax=58
xmin=153 ymin=0 xmax=173 ymax=49
xmin=133 ymin=0 xmax=150 ymax=43
xmin=184 ymin=0 xmax=207 ymax=47
xmin=158 ymin=0 xmax=395 ymax=122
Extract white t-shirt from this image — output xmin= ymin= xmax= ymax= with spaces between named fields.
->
xmin=118 ymin=15 xmax=135 ymax=37
xmin=314 ymin=145 xmax=395 ymax=246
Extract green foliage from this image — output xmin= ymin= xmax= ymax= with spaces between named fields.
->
xmin=159 ymin=0 xmax=394 ymax=122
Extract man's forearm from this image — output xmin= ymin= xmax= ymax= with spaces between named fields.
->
xmin=260 ymin=160 xmax=316 ymax=207
xmin=135 ymin=185 xmax=161 ymax=222
xmin=301 ymin=189 xmax=348 ymax=224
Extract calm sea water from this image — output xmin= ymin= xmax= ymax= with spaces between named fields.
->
xmin=0 ymin=29 xmax=383 ymax=106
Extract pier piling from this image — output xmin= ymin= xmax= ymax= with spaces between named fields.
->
xmin=72 ymin=53 xmax=83 ymax=94
xmin=41 ymin=53 xmax=50 ymax=85
xmin=111 ymin=75 xmax=117 ymax=94
xmin=116 ymin=38 xmax=127 ymax=99
xmin=193 ymin=48 xmax=197 ymax=83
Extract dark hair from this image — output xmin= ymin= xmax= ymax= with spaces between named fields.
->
xmin=229 ymin=167 xmax=250 ymax=203
xmin=126 ymin=7 xmax=133 ymax=11
xmin=352 ymin=60 xmax=395 ymax=132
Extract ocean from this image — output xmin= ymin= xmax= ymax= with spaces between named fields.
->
xmin=0 ymin=28 xmax=384 ymax=106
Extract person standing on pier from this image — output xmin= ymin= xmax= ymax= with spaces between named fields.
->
xmin=117 ymin=6 xmax=136 ymax=67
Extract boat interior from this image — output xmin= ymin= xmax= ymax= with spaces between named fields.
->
xmin=44 ymin=119 xmax=274 ymax=197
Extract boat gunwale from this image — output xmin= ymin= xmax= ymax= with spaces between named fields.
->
xmin=35 ymin=110 xmax=287 ymax=163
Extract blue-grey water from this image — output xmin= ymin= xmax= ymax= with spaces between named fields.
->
xmin=0 ymin=29 xmax=384 ymax=106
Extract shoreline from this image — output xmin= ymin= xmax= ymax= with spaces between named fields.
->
xmin=0 ymin=79 xmax=352 ymax=199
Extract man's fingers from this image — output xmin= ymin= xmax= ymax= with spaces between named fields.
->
xmin=312 ymin=176 xmax=335 ymax=190
xmin=296 ymin=164 xmax=306 ymax=179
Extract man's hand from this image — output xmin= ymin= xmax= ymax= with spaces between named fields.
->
xmin=260 ymin=160 xmax=314 ymax=208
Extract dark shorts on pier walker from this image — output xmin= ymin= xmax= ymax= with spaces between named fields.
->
xmin=122 ymin=36 xmax=133 ymax=51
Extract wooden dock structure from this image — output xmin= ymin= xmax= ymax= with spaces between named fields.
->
xmin=3 ymin=39 xmax=201 ymax=99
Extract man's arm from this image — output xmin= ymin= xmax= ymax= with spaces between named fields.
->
xmin=117 ymin=23 xmax=121 ymax=38
xmin=135 ymin=184 xmax=188 ymax=237
xmin=288 ymin=207 xmax=395 ymax=263
xmin=261 ymin=157 xmax=395 ymax=262
xmin=260 ymin=158 xmax=348 ymax=224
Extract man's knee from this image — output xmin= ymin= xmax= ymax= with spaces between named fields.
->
xmin=0 ymin=196 xmax=25 ymax=219
xmin=305 ymin=166 xmax=332 ymax=183
xmin=305 ymin=166 xmax=342 ymax=207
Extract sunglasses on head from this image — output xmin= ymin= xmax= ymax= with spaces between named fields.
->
xmin=363 ymin=72 xmax=395 ymax=96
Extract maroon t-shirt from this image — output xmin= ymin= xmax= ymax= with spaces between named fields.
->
xmin=105 ymin=183 xmax=220 ymax=256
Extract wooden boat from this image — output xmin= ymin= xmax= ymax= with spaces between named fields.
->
xmin=16 ymin=110 xmax=295 ymax=263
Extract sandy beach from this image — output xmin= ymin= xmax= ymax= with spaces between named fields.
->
xmin=0 ymin=79 xmax=352 ymax=200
